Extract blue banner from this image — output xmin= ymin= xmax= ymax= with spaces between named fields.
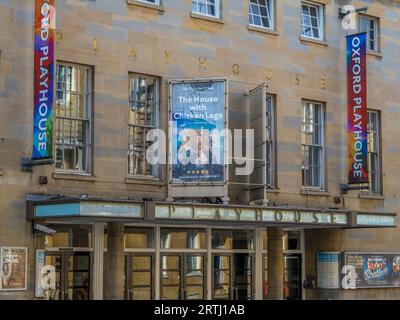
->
xmin=171 ymin=80 xmax=225 ymax=183
xmin=33 ymin=0 xmax=55 ymax=160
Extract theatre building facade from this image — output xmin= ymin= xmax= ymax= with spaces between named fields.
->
xmin=0 ymin=0 xmax=400 ymax=300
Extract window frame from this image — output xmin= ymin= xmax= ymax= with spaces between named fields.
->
xmin=366 ymin=110 xmax=382 ymax=194
xmin=249 ymin=0 xmax=275 ymax=31
xmin=136 ymin=0 xmax=160 ymax=5
xmin=300 ymin=1 xmax=324 ymax=41
xmin=127 ymin=72 xmax=161 ymax=179
xmin=192 ymin=0 xmax=221 ymax=19
xmin=301 ymin=100 xmax=325 ymax=190
xmin=55 ymin=61 xmax=94 ymax=175
xmin=358 ymin=14 xmax=380 ymax=53
xmin=266 ymin=94 xmax=277 ymax=188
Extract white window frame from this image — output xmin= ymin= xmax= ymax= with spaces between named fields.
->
xmin=301 ymin=1 xmax=324 ymax=41
xmin=249 ymin=0 xmax=275 ymax=30
xmin=137 ymin=0 xmax=160 ymax=5
xmin=266 ymin=94 xmax=276 ymax=188
xmin=358 ymin=15 xmax=380 ymax=52
xmin=301 ymin=101 xmax=325 ymax=190
xmin=192 ymin=0 xmax=221 ymax=19
xmin=366 ymin=110 xmax=381 ymax=194
xmin=55 ymin=62 xmax=93 ymax=174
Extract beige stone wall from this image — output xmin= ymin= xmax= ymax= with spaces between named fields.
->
xmin=0 ymin=0 xmax=399 ymax=299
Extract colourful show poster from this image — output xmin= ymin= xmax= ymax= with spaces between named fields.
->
xmin=33 ymin=0 xmax=55 ymax=160
xmin=345 ymin=253 xmax=400 ymax=288
xmin=346 ymin=32 xmax=368 ymax=184
xmin=171 ymin=80 xmax=225 ymax=183
xmin=0 ymin=247 xmax=28 ymax=291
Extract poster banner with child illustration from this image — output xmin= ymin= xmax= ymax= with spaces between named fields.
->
xmin=171 ymin=80 xmax=225 ymax=183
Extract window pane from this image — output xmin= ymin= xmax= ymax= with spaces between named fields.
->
xmin=367 ymin=111 xmax=380 ymax=193
xmin=301 ymin=102 xmax=324 ymax=188
xmin=131 ymin=256 xmax=152 ymax=270
xmin=160 ymin=229 xmax=206 ymax=249
xmin=44 ymin=224 xmax=92 ymax=248
xmin=55 ymin=63 xmax=91 ymax=172
xmin=128 ymin=74 xmax=159 ymax=177
xmin=192 ymin=0 xmax=217 ymax=17
xmin=249 ymin=0 xmax=273 ymax=29
xmin=266 ymin=95 xmax=275 ymax=187
xmin=212 ymin=230 xmax=254 ymax=250
xmin=301 ymin=3 xmax=321 ymax=39
xmin=125 ymin=228 xmax=154 ymax=249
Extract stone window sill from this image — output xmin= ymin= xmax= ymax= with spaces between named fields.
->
xmin=358 ymin=193 xmax=385 ymax=200
xmin=126 ymin=176 xmax=165 ymax=186
xmin=126 ymin=0 xmax=165 ymax=12
xmin=300 ymin=188 xmax=330 ymax=196
xmin=190 ymin=12 xmax=224 ymax=24
xmin=367 ymin=50 xmax=383 ymax=58
xmin=53 ymin=172 xmax=96 ymax=182
xmin=247 ymin=25 xmax=279 ymax=36
xmin=266 ymin=188 xmax=280 ymax=193
xmin=299 ymin=36 xmax=328 ymax=47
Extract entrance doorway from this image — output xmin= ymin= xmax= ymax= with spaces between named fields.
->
xmin=160 ymin=253 xmax=206 ymax=300
xmin=284 ymin=254 xmax=302 ymax=300
xmin=44 ymin=251 xmax=91 ymax=300
xmin=212 ymin=253 xmax=254 ymax=300
xmin=124 ymin=253 xmax=154 ymax=300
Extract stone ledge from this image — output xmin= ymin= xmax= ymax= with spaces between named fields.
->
xmin=266 ymin=188 xmax=280 ymax=193
xmin=126 ymin=176 xmax=166 ymax=186
xmin=367 ymin=50 xmax=383 ymax=58
xmin=358 ymin=193 xmax=385 ymax=200
xmin=247 ymin=25 xmax=279 ymax=36
xmin=53 ymin=172 xmax=97 ymax=182
xmin=299 ymin=35 xmax=328 ymax=47
xmin=300 ymin=188 xmax=330 ymax=196
xmin=190 ymin=12 xmax=224 ymax=24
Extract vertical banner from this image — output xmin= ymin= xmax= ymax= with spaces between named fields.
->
xmin=171 ymin=80 xmax=225 ymax=183
xmin=347 ymin=32 xmax=368 ymax=184
xmin=33 ymin=0 xmax=55 ymax=160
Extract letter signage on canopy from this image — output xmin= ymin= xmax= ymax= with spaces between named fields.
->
xmin=33 ymin=0 xmax=55 ymax=160
xmin=170 ymin=79 xmax=226 ymax=183
xmin=347 ymin=32 xmax=368 ymax=184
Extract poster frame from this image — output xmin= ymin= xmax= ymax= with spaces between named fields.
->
xmin=316 ymin=251 xmax=342 ymax=289
xmin=167 ymin=78 xmax=229 ymax=201
xmin=343 ymin=251 xmax=400 ymax=289
xmin=0 ymin=246 xmax=28 ymax=291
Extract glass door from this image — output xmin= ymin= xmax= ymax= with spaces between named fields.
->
xmin=234 ymin=253 xmax=253 ymax=300
xmin=160 ymin=253 xmax=205 ymax=300
xmin=212 ymin=253 xmax=254 ymax=300
xmin=67 ymin=253 xmax=90 ymax=300
xmin=44 ymin=253 xmax=63 ymax=300
xmin=125 ymin=254 xmax=154 ymax=300
xmin=284 ymin=254 xmax=302 ymax=300
xmin=44 ymin=251 xmax=91 ymax=300
xmin=213 ymin=254 xmax=231 ymax=299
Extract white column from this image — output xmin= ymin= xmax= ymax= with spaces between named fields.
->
xmin=93 ymin=223 xmax=104 ymax=300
